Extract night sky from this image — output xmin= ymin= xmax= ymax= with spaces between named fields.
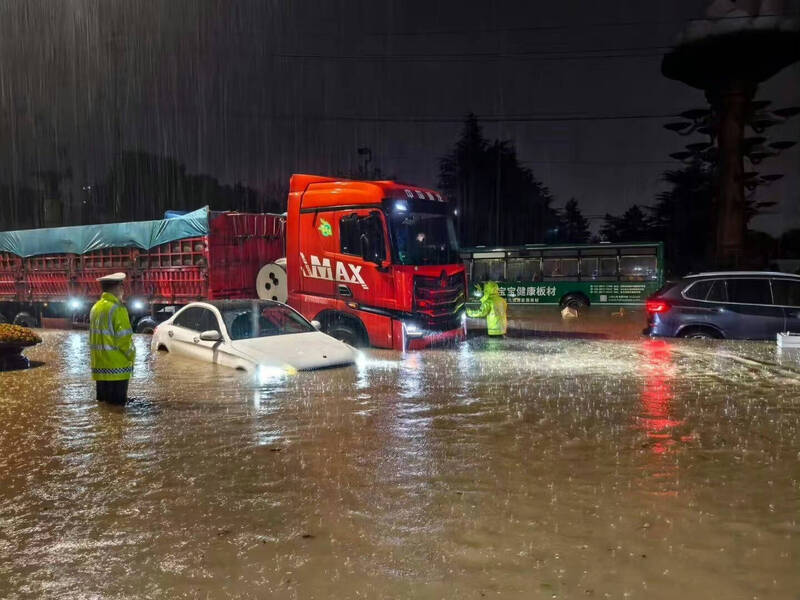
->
xmin=1 ymin=0 xmax=798 ymax=234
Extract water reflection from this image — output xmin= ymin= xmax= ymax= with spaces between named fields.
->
xmin=3 ymin=331 xmax=799 ymax=597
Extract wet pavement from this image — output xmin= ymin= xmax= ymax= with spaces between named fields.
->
xmin=1 ymin=314 xmax=799 ymax=598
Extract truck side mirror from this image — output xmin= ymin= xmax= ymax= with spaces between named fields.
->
xmin=359 ymin=234 xmax=372 ymax=263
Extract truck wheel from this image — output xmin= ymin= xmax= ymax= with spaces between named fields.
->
xmin=13 ymin=312 xmax=39 ymax=328
xmin=328 ymin=321 xmax=367 ymax=347
xmin=0 ymin=312 xmax=7 ymax=324
xmin=559 ymin=293 xmax=589 ymax=310
xmin=135 ymin=317 xmax=158 ymax=335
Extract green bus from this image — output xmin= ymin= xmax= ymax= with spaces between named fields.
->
xmin=460 ymin=242 xmax=664 ymax=309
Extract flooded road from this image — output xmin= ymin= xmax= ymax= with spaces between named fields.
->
xmin=1 ymin=326 xmax=799 ymax=598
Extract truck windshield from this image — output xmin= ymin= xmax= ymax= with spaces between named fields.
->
xmin=389 ymin=212 xmax=459 ymax=266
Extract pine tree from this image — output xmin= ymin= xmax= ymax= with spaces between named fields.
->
xmin=558 ymin=198 xmax=590 ymax=243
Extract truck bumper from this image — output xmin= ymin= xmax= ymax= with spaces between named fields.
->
xmin=393 ymin=318 xmax=467 ymax=351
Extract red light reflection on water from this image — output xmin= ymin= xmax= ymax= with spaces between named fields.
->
xmin=638 ymin=340 xmax=683 ymax=455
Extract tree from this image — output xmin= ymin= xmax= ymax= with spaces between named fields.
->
xmin=92 ymin=151 xmax=284 ymax=223
xmin=650 ymin=157 xmax=777 ymax=275
xmin=779 ymin=228 xmax=800 ymax=258
xmin=557 ymin=198 xmax=590 ymax=243
xmin=439 ymin=114 xmax=560 ymax=247
xmin=601 ymin=205 xmax=654 ymax=243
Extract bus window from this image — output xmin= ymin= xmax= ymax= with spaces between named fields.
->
xmin=507 ymin=258 xmax=540 ymax=281
xmin=579 ymin=257 xmax=598 ymax=279
xmin=620 ymin=255 xmax=657 ymax=281
xmin=473 ymin=258 xmax=505 ymax=282
xmin=600 ymin=257 xmax=618 ymax=279
xmin=542 ymin=258 xmax=578 ymax=280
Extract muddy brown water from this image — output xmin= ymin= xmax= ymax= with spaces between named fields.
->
xmin=1 ymin=310 xmax=799 ymax=598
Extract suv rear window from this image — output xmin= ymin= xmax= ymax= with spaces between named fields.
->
xmin=726 ymin=279 xmax=772 ymax=305
xmin=772 ymin=279 xmax=800 ymax=307
xmin=684 ymin=280 xmax=713 ymax=300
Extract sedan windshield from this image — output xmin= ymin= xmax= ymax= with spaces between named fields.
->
xmin=389 ymin=212 xmax=459 ymax=266
xmin=221 ymin=302 xmax=314 ymax=340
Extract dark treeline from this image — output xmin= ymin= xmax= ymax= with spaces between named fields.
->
xmin=439 ymin=115 xmax=563 ymax=247
xmin=0 ymin=152 xmax=286 ymax=231
xmin=2 ymin=117 xmax=798 ymax=277
xmin=600 ymin=158 xmax=800 ymax=275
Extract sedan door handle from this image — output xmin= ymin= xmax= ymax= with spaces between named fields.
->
xmin=337 ymin=284 xmax=353 ymax=297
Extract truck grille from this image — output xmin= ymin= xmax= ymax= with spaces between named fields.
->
xmin=412 ymin=272 xmax=465 ymax=330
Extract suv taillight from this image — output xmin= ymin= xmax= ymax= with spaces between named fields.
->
xmin=646 ymin=299 xmax=670 ymax=314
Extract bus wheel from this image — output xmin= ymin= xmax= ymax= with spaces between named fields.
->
xmin=559 ymin=294 xmax=589 ymax=311
xmin=135 ymin=317 xmax=158 ymax=335
xmin=13 ymin=312 xmax=39 ymax=328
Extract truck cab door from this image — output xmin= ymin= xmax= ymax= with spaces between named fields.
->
xmin=334 ymin=209 xmax=395 ymax=310
xmin=296 ymin=210 xmax=338 ymax=300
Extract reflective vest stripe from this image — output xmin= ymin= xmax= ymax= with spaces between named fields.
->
xmin=90 ymin=344 xmax=118 ymax=352
xmin=108 ymin=304 xmax=119 ymax=332
xmin=89 ymin=328 xmax=132 ymax=338
xmin=92 ymin=367 xmax=133 ymax=375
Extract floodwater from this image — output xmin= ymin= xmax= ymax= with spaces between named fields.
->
xmin=1 ymin=318 xmax=799 ymax=598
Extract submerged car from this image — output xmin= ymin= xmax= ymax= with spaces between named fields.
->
xmin=151 ymin=300 xmax=357 ymax=373
xmin=644 ymin=271 xmax=800 ymax=340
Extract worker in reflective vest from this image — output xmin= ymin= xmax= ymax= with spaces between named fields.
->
xmin=467 ymin=281 xmax=508 ymax=337
xmin=90 ymin=272 xmax=135 ymax=403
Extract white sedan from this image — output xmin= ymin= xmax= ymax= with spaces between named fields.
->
xmin=151 ymin=300 xmax=357 ymax=375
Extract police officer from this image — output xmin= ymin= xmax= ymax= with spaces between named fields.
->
xmin=90 ymin=273 xmax=135 ymax=403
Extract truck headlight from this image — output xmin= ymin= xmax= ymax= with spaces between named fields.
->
xmin=131 ymin=299 xmax=145 ymax=312
xmin=404 ymin=323 xmax=424 ymax=339
xmin=68 ymin=298 xmax=83 ymax=311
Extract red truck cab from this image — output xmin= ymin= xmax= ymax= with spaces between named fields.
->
xmin=286 ymin=174 xmax=466 ymax=351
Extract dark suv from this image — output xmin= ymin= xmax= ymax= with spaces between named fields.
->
xmin=644 ymin=272 xmax=800 ymax=340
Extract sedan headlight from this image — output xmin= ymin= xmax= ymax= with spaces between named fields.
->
xmin=257 ymin=364 xmax=297 ymax=383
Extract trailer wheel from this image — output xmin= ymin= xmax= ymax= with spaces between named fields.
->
xmin=559 ymin=293 xmax=589 ymax=311
xmin=13 ymin=312 xmax=39 ymax=328
xmin=135 ymin=317 xmax=158 ymax=335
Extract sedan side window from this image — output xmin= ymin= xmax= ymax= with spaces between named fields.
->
xmin=772 ymin=280 xmax=800 ymax=307
xmin=198 ymin=309 xmax=221 ymax=334
xmin=173 ymin=307 xmax=203 ymax=331
xmin=726 ymin=279 xmax=772 ymax=305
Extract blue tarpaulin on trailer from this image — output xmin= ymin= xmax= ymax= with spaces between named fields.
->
xmin=0 ymin=207 xmax=209 ymax=258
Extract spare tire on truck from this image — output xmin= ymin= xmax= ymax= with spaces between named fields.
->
xmin=13 ymin=312 xmax=39 ymax=328
xmin=256 ymin=259 xmax=288 ymax=303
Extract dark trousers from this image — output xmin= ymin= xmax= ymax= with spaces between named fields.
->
xmin=96 ymin=380 xmax=129 ymax=404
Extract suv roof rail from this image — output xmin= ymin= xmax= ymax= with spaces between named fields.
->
xmin=685 ymin=271 xmax=800 ymax=278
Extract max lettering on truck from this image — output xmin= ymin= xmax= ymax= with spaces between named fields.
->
xmin=299 ymin=253 xmax=369 ymax=290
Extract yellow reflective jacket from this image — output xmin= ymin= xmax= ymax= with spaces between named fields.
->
xmin=466 ymin=281 xmax=508 ymax=336
xmin=89 ymin=292 xmax=135 ymax=381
